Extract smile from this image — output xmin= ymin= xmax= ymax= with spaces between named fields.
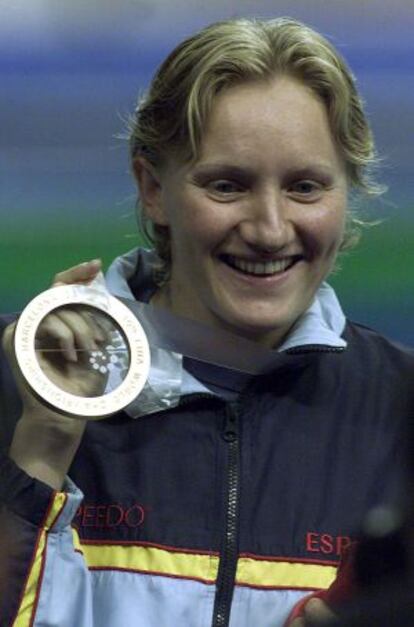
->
xmin=221 ymin=255 xmax=301 ymax=277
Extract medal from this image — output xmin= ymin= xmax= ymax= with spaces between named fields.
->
xmin=14 ymin=284 xmax=151 ymax=419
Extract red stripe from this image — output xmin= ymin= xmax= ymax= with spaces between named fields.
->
xmin=235 ymin=581 xmax=323 ymax=592
xmin=75 ymin=539 xmax=337 ymax=567
xmin=79 ymin=538 xmax=220 ymax=556
xmin=48 ymin=493 xmax=68 ymax=531
xmin=86 ymin=567 xmax=323 ymax=591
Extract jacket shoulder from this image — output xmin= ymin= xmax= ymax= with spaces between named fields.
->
xmin=344 ymin=320 xmax=414 ymax=366
xmin=0 ymin=313 xmax=22 ymax=451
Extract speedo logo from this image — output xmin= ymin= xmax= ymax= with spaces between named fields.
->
xmin=73 ymin=503 xmax=146 ymax=529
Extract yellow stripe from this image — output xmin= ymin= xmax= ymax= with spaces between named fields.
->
xmin=75 ymin=539 xmax=337 ymax=590
xmin=236 ymin=556 xmax=337 ymax=590
xmin=80 ymin=542 xmax=220 ymax=583
xmin=13 ymin=492 xmax=67 ymax=627
xmin=43 ymin=493 xmax=67 ymax=529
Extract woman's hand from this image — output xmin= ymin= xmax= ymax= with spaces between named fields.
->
xmin=289 ymin=597 xmax=335 ymax=626
xmin=4 ymin=259 xmax=107 ymax=407
xmin=3 ymin=259 xmax=104 ymax=489
xmin=34 ymin=302 xmax=111 ymax=399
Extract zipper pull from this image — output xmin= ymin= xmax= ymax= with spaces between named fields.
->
xmin=222 ymin=405 xmax=238 ymax=442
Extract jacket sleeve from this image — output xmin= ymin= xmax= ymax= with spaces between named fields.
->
xmin=0 ymin=453 xmax=93 ymax=627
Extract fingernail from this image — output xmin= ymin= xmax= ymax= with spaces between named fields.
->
xmin=67 ymin=347 xmax=78 ymax=362
xmin=82 ymin=259 xmax=101 ymax=269
xmin=83 ymin=340 xmax=96 ymax=353
xmin=95 ymin=329 xmax=105 ymax=342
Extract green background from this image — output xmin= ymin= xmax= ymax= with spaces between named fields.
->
xmin=1 ymin=1 xmax=413 ymax=344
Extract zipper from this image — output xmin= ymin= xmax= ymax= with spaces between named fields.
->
xmin=286 ymin=344 xmax=345 ymax=355
xmin=212 ymin=402 xmax=240 ymax=627
xmin=178 ymin=392 xmax=220 ymax=406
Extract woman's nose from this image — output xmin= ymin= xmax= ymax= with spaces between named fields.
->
xmin=237 ymin=190 xmax=292 ymax=251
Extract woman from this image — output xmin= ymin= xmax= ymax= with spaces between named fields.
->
xmin=1 ymin=17 xmax=413 ymax=627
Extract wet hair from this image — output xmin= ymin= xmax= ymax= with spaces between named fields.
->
xmin=129 ymin=17 xmax=383 ymax=281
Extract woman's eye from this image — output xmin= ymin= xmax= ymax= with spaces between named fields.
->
xmin=208 ymin=180 xmax=243 ymax=195
xmin=289 ymin=180 xmax=323 ymax=196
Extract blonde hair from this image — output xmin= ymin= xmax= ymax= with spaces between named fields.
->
xmin=129 ymin=17 xmax=383 ymax=280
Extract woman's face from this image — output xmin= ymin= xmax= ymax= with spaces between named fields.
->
xmin=144 ymin=76 xmax=347 ymax=347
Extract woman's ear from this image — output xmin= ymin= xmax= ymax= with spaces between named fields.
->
xmin=133 ymin=157 xmax=169 ymax=226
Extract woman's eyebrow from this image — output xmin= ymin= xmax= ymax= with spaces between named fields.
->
xmin=191 ymin=162 xmax=337 ymax=182
xmin=284 ymin=165 xmax=335 ymax=180
xmin=191 ymin=163 xmax=254 ymax=179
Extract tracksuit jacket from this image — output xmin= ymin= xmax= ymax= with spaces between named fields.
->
xmin=0 ymin=248 xmax=413 ymax=627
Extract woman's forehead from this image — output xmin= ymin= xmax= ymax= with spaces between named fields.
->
xmin=192 ymin=78 xmax=342 ymax=172
xmin=206 ymin=78 xmax=324 ymax=128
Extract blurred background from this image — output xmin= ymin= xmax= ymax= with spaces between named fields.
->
xmin=1 ymin=0 xmax=413 ymax=343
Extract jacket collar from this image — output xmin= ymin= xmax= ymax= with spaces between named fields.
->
xmin=105 ymin=247 xmax=347 ymax=353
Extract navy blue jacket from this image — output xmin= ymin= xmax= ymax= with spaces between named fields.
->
xmin=1 ymin=306 xmax=413 ymax=626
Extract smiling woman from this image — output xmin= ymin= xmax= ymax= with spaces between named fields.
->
xmin=1 ymin=16 xmax=413 ymax=627
xmin=130 ymin=18 xmax=381 ymax=272
xmin=136 ymin=77 xmax=347 ymax=347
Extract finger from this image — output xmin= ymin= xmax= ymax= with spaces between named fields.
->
xmin=77 ymin=309 xmax=107 ymax=343
xmin=303 ymin=598 xmax=335 ymax=621
xmin=37 ymin=310 xmax=100 ymax=359
xmin=36 ymin=313 xmax=80 ymax=362
xmin=53 ymin=259 xmax=102 ymax=287
xmin=80 ymin=308 xmax=127 ymax=349
xmin=56 ymin=306 xmax=107 ymax=345
xmin=53 ymin=309 xmax=101 ymax=353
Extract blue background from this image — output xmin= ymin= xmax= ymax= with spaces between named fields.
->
xmin=1 ymin=0 xmax=413 ymax=343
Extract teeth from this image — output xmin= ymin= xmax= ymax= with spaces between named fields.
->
xmin=228 ymin=256 xmax=294 ymax=275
